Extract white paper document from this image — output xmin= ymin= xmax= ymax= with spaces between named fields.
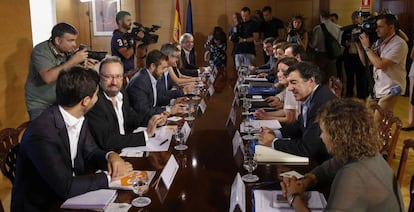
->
xmin=156 ymin=154 xmax=179 ymax=190
xmin=61 ymin=189 xmax=117 ymax=211
xmin=253 ymin=190 xmax=326 ymax=212
xmin=122 ymin=126 xmax=174 ymax=152
xmin=254 ymin=145 xmax=309 ymax=164
xmin=240 ymin=120 xmax=281 ymax=133
xmin=279 ymin=170 xmax=304 ymax=179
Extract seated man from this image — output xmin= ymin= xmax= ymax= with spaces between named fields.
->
xmin=86 ymin=56 xmax=167 ymax=151
xmin=127 ymin=50 xmax=185 ymax=124
xmin=12 ymin=67 xmax=132 ymax=211
xmin=258 ymin=62 xmax=337 ymax=164
xmin=248 ymin=37 xmax=276 ymax=74
xmin=157 ymin=43 xmax=195 ymax=106
xmin=179 ymin=33 xmax=205 ymax=77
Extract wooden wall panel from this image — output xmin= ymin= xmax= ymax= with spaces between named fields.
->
xmin=0 ymin=0 xmax=32 ymax=128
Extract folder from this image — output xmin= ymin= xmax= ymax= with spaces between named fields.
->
xmin=254 ymin=145 xmax=309 ymax=165
xmin=60 ymin=189 xmax=117 ymax=211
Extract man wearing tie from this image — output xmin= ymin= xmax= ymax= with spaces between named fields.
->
xmin=86 ymin=56 xmax=166 ymax=151
xmin=258 ymin=62 xmax=337 ymax=164
xmin=179 ymin=33 xmax=205 ymax=77
xmin=12 ymin=67 xmax=133 ymax=211
xmin=127 ymin=50 xmax=185 ymax=124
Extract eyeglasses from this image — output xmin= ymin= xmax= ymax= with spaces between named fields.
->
xmin=100 ymin=74 xmax=123 ymax=81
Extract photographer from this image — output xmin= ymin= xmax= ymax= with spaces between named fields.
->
xmin=342 ymin=11 xmax=369 ymax=99
xmin=25 ymin=22 xmax=97 ymax=120
xmin=111 ymin=11 xmax=144 ymax=74
xmin=357 ymin=13 xmax=408 ymax=124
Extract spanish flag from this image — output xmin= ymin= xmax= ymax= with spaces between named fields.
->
xmin=173 ymin=0 xmax=182 ymax=42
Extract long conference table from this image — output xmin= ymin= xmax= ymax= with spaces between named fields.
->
xmin=59 ymin=77 xmax=318 ymax=211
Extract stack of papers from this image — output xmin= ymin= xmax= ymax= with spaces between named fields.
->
xmin=61 ymin=189 xmax=117 ymax=211
xmin=253 ymin=190 xmax=326 ymax=212
xmin=110 ymin=170 xmax=156 ymax=190
xmin=254 ymin=145 xmax=309 ymax=164
xmin=240 ymin=120 xmax=281 ymax=133
xmin=123 ymin=126 xmax=174 ymax=153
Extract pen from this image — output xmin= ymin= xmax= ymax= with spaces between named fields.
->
xmin=159 ymin=139 xmax=169 ymax=146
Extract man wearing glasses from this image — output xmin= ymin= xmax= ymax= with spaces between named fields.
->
xmin=86 ymin=56 xmax=166 ymax=151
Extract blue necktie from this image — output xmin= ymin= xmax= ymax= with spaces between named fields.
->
xmin=302 ymin=104 xmax=308 ymax=127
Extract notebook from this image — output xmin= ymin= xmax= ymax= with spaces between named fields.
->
xmin=61 ymin=189 xmax=117 ymax=211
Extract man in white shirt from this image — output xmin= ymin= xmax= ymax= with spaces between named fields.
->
xmin=357 ymin=13 xmax=408 ymax=124
xmin=12 ymin=66 xmax=133 ymax=211
xmin=87 ymin=56 xmax=167 ymax=151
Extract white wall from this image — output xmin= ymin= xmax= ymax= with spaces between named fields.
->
xmin=29 ymin=0 xmax=56 ymax=46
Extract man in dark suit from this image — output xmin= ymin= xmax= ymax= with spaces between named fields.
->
xmin=12 ymin=67 xmax=133 ymax=212
xmin=179 ymin=33 xmax=205 ymax=77
xmin=258 ymin=62 xmax=337 ymax=164
xmin=86 ymin=56 xmax=166 ymax=151
xmin=127 ymin=50 xmax=185 ymax=124
xmin=157 ymin=43 xmax=195 ymax=106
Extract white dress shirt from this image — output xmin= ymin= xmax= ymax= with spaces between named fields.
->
xmin=103 ymin=91 xmax=125 ymax=135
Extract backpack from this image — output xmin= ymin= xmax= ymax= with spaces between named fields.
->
xmin=320 ymin=23 xmax=342 ymax=59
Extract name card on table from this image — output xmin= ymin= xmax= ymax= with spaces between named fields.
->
xmin=229 ymin=173 xmax=246 ymax=212
xmin=232 ymin=96 xmax=239 ymax=107
xmin=232 ymin=131 xmax=243 ymax=157
xmin=208 ymin=85 xmax=215 ymax=96
xmin=156 ymin=154 xmax=179 ymax=190
xmin=198 ymin=99 xmax=207 ymax=114
xmin=181 ymin=121 xmax=191 ymax=142
xmin=226 ymin=106 xmax=237 ymax=127
xmin=209 ymin=74 xmax=215 ymax=85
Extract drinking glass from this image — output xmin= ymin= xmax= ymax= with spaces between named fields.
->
xmin=239 ymin=85 xmax=248 ymax=100
xmin=242 ymin=98 xmax=252 ymax=113
xmin=242 ymin=118 xmax=256 ymax=140
xmin=241 ymin=154 xmax=259 ymax=182
xmin=184 ymin=102 xmax=195 ymax=121
xmin=192 ymin=86 xmax=201 ymax=100
xmin=131 ymin=178 xmax=151 ymax=207
xmin=174 ymin=129 xmax=188 ymax=151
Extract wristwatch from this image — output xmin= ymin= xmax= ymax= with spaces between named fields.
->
xmin=363 ymin=46 xmax=370 ymax=52
xmin=288 ymin=193 xmax=300 ymax=207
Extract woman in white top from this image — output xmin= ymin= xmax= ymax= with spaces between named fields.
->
xmin=254 ymin=57 xmax=299 ymax=124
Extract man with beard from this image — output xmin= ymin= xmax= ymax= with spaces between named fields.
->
xmin=258 ymin=62 xmax=337 ymax=164
xmin=111 ymin=11 xmax=144 ymax=74
xmin=86 ymin=56 xmax=167 ymax=151
xmin=127 ymin=50 xmax=185 ymax=123
xmin=25 ymin=22 xmax=96 ymax=120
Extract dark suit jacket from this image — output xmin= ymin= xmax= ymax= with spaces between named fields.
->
xmin=180 ymin=49 xmax=199 ymax=77
xmin=11 ymin=106 xmax=109 ymax=212
xmin=127 ymin=69 xmax=165 ymax=124
xmin=86 ymin=89 xmax=146 ymax=151
xmin=156 ymin=73 xmax=184 ymax=106
xmin=275 ymin=85 xmax=337 ymax=164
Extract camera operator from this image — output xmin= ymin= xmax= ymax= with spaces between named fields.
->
xmin=111 ymin=11 xmax=144 ymax=75
xmin=342 ymin=11 xmax=369 ymax=99
xmin=357 ymin=13 xmax=408 ymax=124
xmin=25 ymin=22 xmax=97 ymax=120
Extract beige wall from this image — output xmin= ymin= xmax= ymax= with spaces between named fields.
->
xmin=0 ymin=0 xmax=32 ymax=129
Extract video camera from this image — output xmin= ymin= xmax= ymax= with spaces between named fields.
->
xmin=341 ymin=11 xmax=378 ymax=43
xmin=78 ymin=44 xmax=107 ymax=61
xmin=130 ymin=22 xmax=160 ymax=47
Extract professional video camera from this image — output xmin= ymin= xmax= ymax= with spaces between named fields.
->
xmin=130 ymin=22 xmax=160 ymax=47
xmin=340 ymin=11 xmax=378 ymax=43
xmin=229 ymin=24 xmax=243 ymax=43
xmin=78 ymin=44 xmax=107 ymax=61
